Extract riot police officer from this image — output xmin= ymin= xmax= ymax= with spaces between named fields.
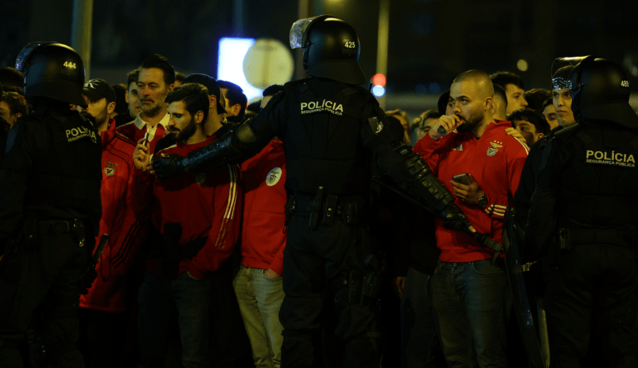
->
xmin=526 ymin=56 xmax=638 ymax=367
xmin=0 ymin=42 xmax=102 ymax=367
xmin=152 ymin=16 xmax=489 ymax=367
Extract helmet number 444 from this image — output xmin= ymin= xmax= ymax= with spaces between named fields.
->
xmin=63 ymin=61 xmax=77 ymax=69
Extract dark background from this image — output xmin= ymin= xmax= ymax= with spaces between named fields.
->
xmin=2 ymin=0 xmax=638 ymax=113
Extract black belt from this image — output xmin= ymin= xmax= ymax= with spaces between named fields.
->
xmin=292 ymin=192 xmax=366 ymax=228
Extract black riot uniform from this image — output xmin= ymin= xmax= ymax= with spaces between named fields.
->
xmin=0 ymin=42 xmax=102 ymax=367
xmin=526 ymin=56 xmax=638 ymax=368
xmin=152 ymin=16 xmax=488 ymax=368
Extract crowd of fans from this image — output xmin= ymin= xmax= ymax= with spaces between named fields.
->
xmin=0 ymin=46 xmax=629 ymax=368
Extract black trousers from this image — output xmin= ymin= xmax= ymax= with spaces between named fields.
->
xmin=545 ymin=244 xmax=638 ymax=368
xmin=0 ymin=225 xmax=89 ymax=368
xmin=279 ymin=215 xmax=380 ymax=368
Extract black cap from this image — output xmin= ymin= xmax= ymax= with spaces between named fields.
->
xmin=182 ymin=73 xmax=227 ymax=114
xmin=83 ymin=78 xmax=116 ymax=103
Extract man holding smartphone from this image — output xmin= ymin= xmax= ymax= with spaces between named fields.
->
xmin=413 ymin=69 xmax=528 ymax=367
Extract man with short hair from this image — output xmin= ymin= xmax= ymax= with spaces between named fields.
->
xmin=233 ymin=86 xmax=287 ymax=368
xmin=132 ymin=83 xmax=241 ymax=368
xmin=491 ymin=71 xmax=528 ymax=115
xmin=541 ymin=98 xmax=558 ymax=130
xmin=174 ymin=72 xmax=185 ymax=87
xmin=492 ymin=84 xmax=508 ymax=121
xmin=0 ymin=91 xmax=28 ymax=128
xmin=414 ymin=69 xmax=528 ymax=367
xmin=79 ymin=78 xmax=143 ymax=367
xmin=218 ymin=80 xmax=247 ymax=123
xmin=552 ymin=66 xmax=577 ymax=128
xmin=182 ymin=74 xmax=228 ymax=137
xmin=509 ymin=108 xmax=550 ymax=147
xmin=0 ymin=67 xmax=23 ymax=92
xmin=117 ymin=55 xmax=174 ymax=152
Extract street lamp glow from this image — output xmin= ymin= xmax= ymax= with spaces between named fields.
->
xmin=372 ymin=85 xmax=385 ymax=97
xmin=517 ymin=59 xmax=529 ymax=72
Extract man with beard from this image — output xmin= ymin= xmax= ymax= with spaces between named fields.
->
xmin=413 ymin=69 xmax=528 ymax=367
xmin=79 ymin=78 xmax=146 ymax=367
xmin=132 ymin=83 xmax=241 ymax=368
xmin=218 ymin=80 xmax=247 ymax=124
xmin=118 ymin=55 xmax=174 ymax=153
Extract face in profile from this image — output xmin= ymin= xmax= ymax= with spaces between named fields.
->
xmin=504 ymin=84 xmax=528 ymax=115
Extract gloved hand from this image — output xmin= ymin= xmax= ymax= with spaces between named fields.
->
xmin=152 ymin=154 xmax=188 ymax=179
xmin=440 ymin=204 xmax=472 ymax=231
xmin=80 ymin=267 xmax=97 ymax=295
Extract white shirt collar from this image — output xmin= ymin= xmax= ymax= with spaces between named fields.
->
xmin=133 ymin=112 xmax=170 ymax=142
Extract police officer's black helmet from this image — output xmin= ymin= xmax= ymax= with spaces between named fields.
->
xmin=290 ymin=15 xmax=367 ymax=85
xmin=567 ymin=56 xmax=638 ymax=128
xmin=16 ymin=42 xmax=87 ymax=107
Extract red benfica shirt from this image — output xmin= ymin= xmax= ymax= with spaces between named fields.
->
xmin=116 ymin=113 xmax=169 ymax=154
xmin=132 ymin=135 xmax=242 ymax=279
xmin=239 ymin=140 xmax=287 ymax=275
xmin=81 ymin=119 xmax=146 ymax=313
xmin=413 ymin=120 xmax=528 ymax=263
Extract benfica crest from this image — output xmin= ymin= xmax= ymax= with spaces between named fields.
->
xmin=104 ymin=161 xmax=118 ymax=176
xmin=266 ymin=167 xmax=283 ymax=186
xmin=487 ymin=141 xmax=503 ymax=157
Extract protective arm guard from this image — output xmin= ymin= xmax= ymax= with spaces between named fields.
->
xmin=153 ymin=126 xmax=247 ymax=179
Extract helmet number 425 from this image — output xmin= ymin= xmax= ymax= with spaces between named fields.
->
xmin=344 ymin=41 xmax=356 ymax=49
xmin=63 ymin=61 xmax=77 ymax=69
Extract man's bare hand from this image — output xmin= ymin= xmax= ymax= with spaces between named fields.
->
xmin=264 ymin=268 xmax=282 ymax=279
xmin=451 ymin=173 xmax=485 ymax=205
xmin=133 ymin=138 xmax=151 ymax=171
xmin=429 ymin=115 xmax=463 ymax=141
xmin=505 ymin=127 xmax=531 ymax=150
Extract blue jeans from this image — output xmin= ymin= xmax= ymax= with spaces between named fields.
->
xmin=431 ymin=259 xmax=508 ymax=368
xmin=233 ymin=265 xmax=285 ymax=368
xmin=137 ymin=270 xmax=212 ymax=368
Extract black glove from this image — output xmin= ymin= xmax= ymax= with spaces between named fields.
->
xmin=152 ymin=154 xmax=188 ymax=179
xmin=80 ymin=267 xmax=97 ymax=295
xmin=440 ymin=204 xmax=472 ymax=231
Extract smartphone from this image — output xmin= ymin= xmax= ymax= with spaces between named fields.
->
xmin=452 ymin=173 xmax=470 ymax=185
xmin=142 ymin=132 xmax=149 ymax=146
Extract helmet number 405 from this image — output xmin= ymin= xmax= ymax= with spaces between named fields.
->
xmin=344 ymin=41 xmax=356 ymax=49
xmin=63 ymin=61 xmax=77 ymax=69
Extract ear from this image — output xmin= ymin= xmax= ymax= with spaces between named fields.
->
xmin=231 ymin=103 xmax=241 ymax=116
xmin=15 ymin=113 xmax=22 ymax=120
xmin=194 ymin=110 xmax=205 ymax=124
xmin=107 ymin=101 xmax=116 ymax=114
xmin=209 ymin=95 xmax=217 ymax=110
xmin=484 ymin=96 xmax=493 ymax=111
xmin=125 ymin=90 xmax=129 ymax=104
xmin=168 ymin=83 xmax=175 ymax=92
xmin=537 ymin=133 xmax=544 ymax=140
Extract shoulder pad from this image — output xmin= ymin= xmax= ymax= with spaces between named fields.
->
xmin=283 ymin=79 xmax=310 ymax=93
xmin=553 ymin=123 xmax=580 ymax=140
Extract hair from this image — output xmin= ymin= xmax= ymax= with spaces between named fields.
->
xmin=493 ymin=84 xmax=508 ymax=108
xmin=414 ymin=109 xmax=442 ymax=133
xmin=386 ymin=109 xmax=409 ymax=122
xmin=263 ymin=84 xmax=284 ymax=97
xmin=542 ymin=98 xmax=554 ymax=111
xmin=437 ymin=90 xmax=450 ymax=115
xmin=139 ymin=54 xmax=176 ymax=86
xmin=127 ymin=68 xmax=140 ymax=87
xmin=175 ymin=72 xmax=185 ymax=83
xmin=551 ymin=65 xmax=574 ymax=88
xmin=112 ymin=84 xmax=128 ymax=115
xmin=1 ymin=91 xmax=28 ymax=117
xmin=508 ymin=108 xmax=550 ymax=135
xmin=490 ymin=71 xmax=525 ymax=91
xmin=525 ymin=88 xmax=552 ymax=113
xmin=218 ymin=80 xmax=247 ymax=121
xmin=453 ymin=69 xmax=494 ymax=99
xmin=165 ymin=83 xmax=210 ymax=122
xmin=0 ymin=67 xmax=23 ymax=89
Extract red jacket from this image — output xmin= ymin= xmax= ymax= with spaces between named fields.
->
xmin=80 ymin=120 xmax=146 ymax=313
xmin=239 ymin=140 xmax=287 ymax=275
xmin=116 ymin=113 xmax=169 ymax=154
xmin=132 ymin=136 xmax=242 ymax=279
xmin=413 ymin=120 xmax=528 ymax=263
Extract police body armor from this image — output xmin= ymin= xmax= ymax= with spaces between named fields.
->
xmin=12 ymin=107 xmax=102 ymax=223
xmin=282 ymin=77 xmax=372 ymax=197
xmin=553 ymin=122 xmax=638 ymax=243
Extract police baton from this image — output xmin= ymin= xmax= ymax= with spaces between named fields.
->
xmin=89 ymin=234 xmax=109 ymax=269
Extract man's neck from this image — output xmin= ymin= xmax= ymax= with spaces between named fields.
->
xmin=184 ymin=129 xmax=208 ymax=145
xmin=472 ymin=115 xmax=495 ymax=138
xmin=97 ymin=118 xmax=110 ymax=133
xmin=140 ymin=105 xmax=167 ymax=127
xmin=204 ymin=113 xmax=223 ymax=136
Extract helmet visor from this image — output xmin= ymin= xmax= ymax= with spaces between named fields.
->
xmin=289 ymin=15 xmax=330 ymax=49
xmin=551 ymin=56 xmax=590 ymax=90
xmin=15 ymin=41 xmax=56 ymax=72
